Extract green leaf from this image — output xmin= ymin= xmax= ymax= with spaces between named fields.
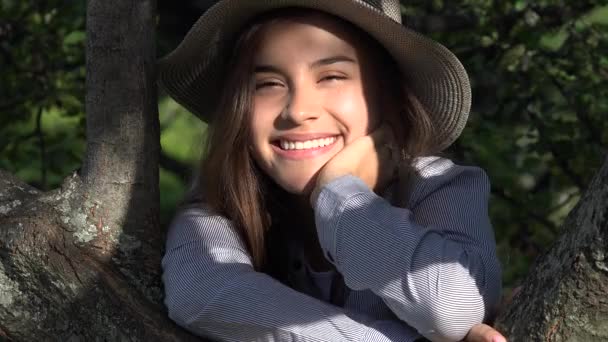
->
xmin=514 ymin=0 xmax=528 ymax=12
xmin=500 ymin=44 xmax=526 ymax=71
xmin=63 ymin=31 xmax=85 ymax=46
xmin=581 ymin=5 xmax=608 ymax=26
xmin=539 ymin=29 xmax=569 ymax=52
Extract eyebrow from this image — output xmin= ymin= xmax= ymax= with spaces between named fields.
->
xmin=254 ymin=65 xmax=282 ymax=74
xmin=310 ymin=55 xmax=356 ymax=68
xmin=254 ymin=55 xmax=357 ymax=73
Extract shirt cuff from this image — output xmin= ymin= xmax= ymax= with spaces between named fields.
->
xmin=313 ymin=174 xmax=372 ymax=266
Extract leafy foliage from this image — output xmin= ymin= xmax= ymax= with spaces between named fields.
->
xmin=1 ymin=0 xmax=606 ymax=288
xmin=401 ymin=0 xmax=608 ymax=285
xmin=0 ymin=0 xmax=86 ymax=189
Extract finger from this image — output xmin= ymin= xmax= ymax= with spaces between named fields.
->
xmin=465 ymin=323 xmax=492 ymax=342
xmin=465 ymin=324 xmax=507 ymax=342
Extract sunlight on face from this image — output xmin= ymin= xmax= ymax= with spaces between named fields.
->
xmin=249 ymin=12 xmax=383 ymax=195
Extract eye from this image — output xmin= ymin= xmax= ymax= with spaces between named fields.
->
xmin=255 ymin=80 xmax=285 ymax=90
xmin=319 ymin=74 xmax=347 ymax=83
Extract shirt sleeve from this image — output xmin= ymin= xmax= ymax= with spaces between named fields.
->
xmin=313 ymin=157 xmax=502 ymax=342
xmin=161 ymin=208 xmax=423 ymax=342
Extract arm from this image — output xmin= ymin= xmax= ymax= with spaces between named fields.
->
xmin=162 ymin=208 xmax=422 ymax=342
xmin=313 ymin=157 xmax=502 ymax=342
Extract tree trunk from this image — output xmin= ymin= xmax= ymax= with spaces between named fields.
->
xmin=495 ymin=155 xmax=608 ymax=341
xmin=0 ymin=0 xmax=197 ymax=340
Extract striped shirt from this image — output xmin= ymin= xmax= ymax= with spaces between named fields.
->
xmin=162 ymin=156 xmax=502 ymax=341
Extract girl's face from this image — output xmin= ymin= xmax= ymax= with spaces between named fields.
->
xmin=249 ymin=13 xmax=384 ymax=195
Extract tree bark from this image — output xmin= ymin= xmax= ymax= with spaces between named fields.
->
xmin=495 ymin=155 xmax=608 ymax=341
xmin=83 ymin=0 xmax=162 ymax=302
xmin=0 ymin=0 xmax=198 ymax=340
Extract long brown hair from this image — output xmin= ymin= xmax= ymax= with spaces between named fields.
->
xmin=190 ymin=9 xmax=436 ymax=272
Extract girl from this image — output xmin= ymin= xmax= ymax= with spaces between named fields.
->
xmin=159 ymin=1 xmax=505 ymax=341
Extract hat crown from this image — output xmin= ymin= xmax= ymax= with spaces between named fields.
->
xmin=359 ymin=0 xmax=402 ymax=24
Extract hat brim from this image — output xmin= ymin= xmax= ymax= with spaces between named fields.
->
xmin=158 ymin=0 xmax=471 ymax=152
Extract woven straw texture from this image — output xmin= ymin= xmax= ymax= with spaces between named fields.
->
xmin=158 ymin=0 xmax=471 ymax=152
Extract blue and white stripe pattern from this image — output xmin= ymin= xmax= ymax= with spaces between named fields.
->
xmin=162 ymin=156 xmax=502 ymax=341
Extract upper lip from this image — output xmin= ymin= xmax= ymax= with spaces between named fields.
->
xmin=272 ymin=133 xmax=339 ymax=142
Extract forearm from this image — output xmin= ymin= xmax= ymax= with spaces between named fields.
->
xmin=165 ymin=266 xmax=419 ymax=341
xmin=314 ymin=173 xmax=502 ymax=341
xmin=162 ymin=210 xmax=422 ymax=342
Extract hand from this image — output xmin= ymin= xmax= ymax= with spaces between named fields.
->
xmin=464 ymin=324 xmax=506 ymax=342
xmin=310 ymin=124 xmax=398 ymax=205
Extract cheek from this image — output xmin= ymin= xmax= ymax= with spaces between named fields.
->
xmin=251 ymin=99 xmax=276 ymax=138
xmin=326 ymin=87 xmax=377 ymax=138
xmin=251 ymin=94 xmax=286 ymax=132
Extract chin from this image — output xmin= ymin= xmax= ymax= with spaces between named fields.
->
xmin=275 ymin=173 xmax=318 ymax=195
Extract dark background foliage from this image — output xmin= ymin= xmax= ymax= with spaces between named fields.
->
xmin=1 ymin=0 xmax=606 ymax=290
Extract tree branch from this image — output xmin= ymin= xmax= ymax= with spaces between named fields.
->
xmin=496 ymin=155 xmax=608 ymax=340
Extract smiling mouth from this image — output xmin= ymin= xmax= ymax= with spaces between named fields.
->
xmin=275 ymin=136 xmax=337 ymax=151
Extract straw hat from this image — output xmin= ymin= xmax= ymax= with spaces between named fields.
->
xmin=158 ymin=0 xmax=471 ymax=152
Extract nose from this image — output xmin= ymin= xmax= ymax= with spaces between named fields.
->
xmin=281 ymin=85 xmax=320 ymax=124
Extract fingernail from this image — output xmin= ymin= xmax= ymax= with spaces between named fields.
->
xmin=492 ymin=336 xmax=506 ymax=342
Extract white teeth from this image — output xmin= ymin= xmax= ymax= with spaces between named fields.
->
xmin=279 ymin=137 xmax=336 ymax=150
